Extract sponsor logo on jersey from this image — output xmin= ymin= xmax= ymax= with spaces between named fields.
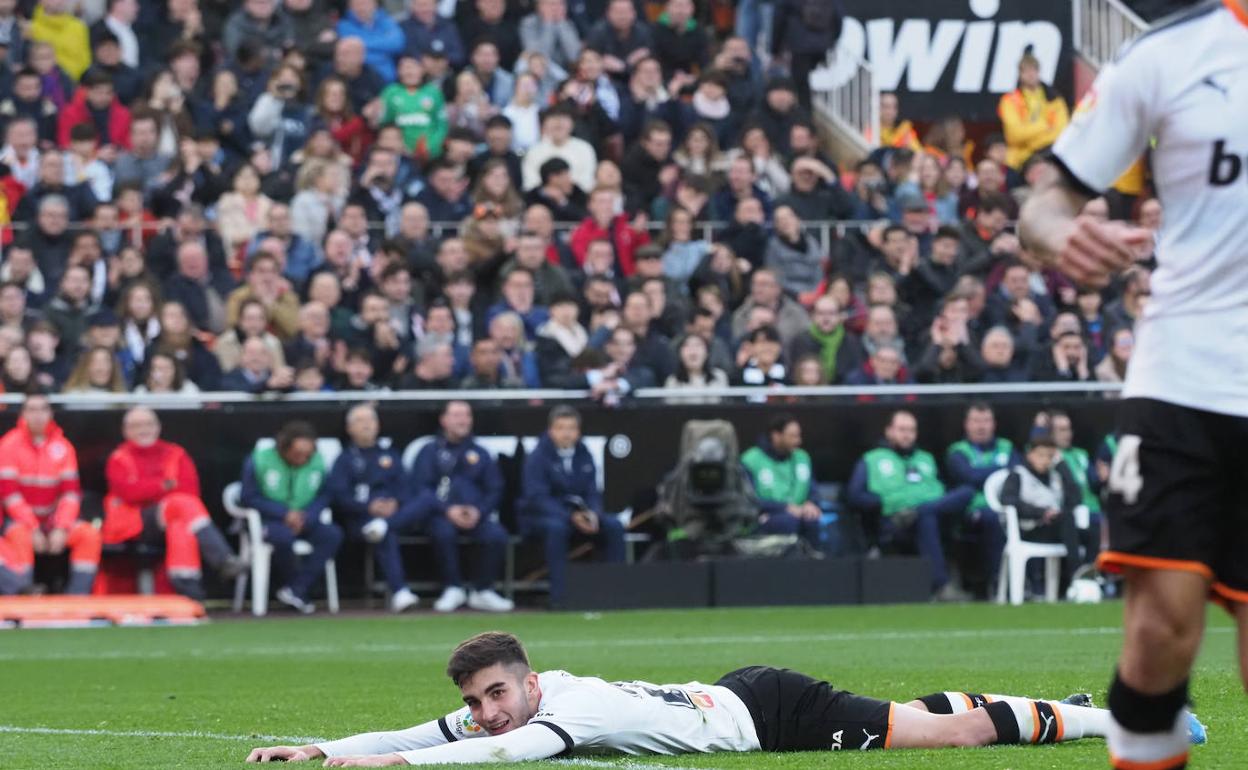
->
xmin=831 ymin=729 xmax=843 ymax=750
xmin=1208 ymin=139 xmax=1248 ymax=186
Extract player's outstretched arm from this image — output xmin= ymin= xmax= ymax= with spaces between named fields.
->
xmin=325 ymin=723 xmax=568 ymax=766
xmin=248 ymin=717 xmax=459 ymax=763
xmin=245 ymin=744 xmax=325 ymax=762
xmin=1019 ymin=171 xmax=1152 ymax=289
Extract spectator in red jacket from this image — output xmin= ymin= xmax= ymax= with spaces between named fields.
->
xmin=103 ymin=406 xmax=244 ymax=599
xmin=57 ymin=68 xmax=132 ymax=151
xmin=569 ymin=186 xmax=650 ymax=277
xmin=0 ymin=393 xmax=100 ymax=595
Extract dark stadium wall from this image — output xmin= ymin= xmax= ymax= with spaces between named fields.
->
xmin=0 ymin=397 xmax=1120 ymax=527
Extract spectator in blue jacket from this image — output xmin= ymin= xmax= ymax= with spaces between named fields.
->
xmin=239 ymin=420 xmax=342 ymax=614
xmin=520 ymin=406 xmax=625 ymax=606
xmin=336 ymin=0 xmax=405 ymax=82
xmin=405 ymin=400 xmax=514 ymax=613
xmin=325 ymin=404 xmax=418 ymax=613
xmin=401 ymin=0 xmax=465 ymax=69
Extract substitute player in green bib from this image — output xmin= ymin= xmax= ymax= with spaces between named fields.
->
xmin=740 ymin=414 xmax=822 ymax=546
xmin=944 ymin=402 xmax=1014 ymax=592
xmin=847 ymin=410 xmax=974 ymax=596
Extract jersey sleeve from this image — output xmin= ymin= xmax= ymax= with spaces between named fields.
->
xmin=395 ymin=723 xmax=568 ymax=765
xmin=315 ymin=708 xmax=483 ymax=758
xmin=1051 ymin=44 xmax=1161 ymax=196
xmin=526 ymin=687 xmax=610 ymax=751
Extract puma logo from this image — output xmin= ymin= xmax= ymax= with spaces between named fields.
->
xmin=1202 ymin=75 xmax=1230 ymax=99
xmin=1038 ymin=712 xmax=1056 ymax=743
xmin=860 ymin=729 xmax=880 ymax=750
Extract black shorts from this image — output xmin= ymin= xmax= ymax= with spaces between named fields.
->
xmin=715 ymin=666 xmax=894 ymax=752
xmin=1099 ymin=398 xmax=1248 ymax=606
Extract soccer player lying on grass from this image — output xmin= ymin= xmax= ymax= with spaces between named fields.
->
xmin=246 ymin=632 xmax=1205 ymax=766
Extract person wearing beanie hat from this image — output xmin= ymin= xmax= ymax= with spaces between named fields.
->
xmin=997 ymin=430 xmax=1092 ymax=591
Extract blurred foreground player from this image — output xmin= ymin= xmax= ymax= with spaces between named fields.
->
xmin=1020 ymin=2 xmax=1246 ymax=766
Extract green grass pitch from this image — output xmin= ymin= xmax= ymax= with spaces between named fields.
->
xmin=2 ymin=602 xmax=1243 ymax=769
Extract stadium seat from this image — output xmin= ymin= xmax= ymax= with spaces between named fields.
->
xmin=222 ymin=438 xmax=343 ymax=617
xmin=983 ymin=468 xmax=1067 ymax=606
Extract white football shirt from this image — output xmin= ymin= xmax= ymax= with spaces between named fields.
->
xmin=315 ymin=670 xmax=760 ymax=764
xmin=1051 ymin=0 xmax=1248 ymax=416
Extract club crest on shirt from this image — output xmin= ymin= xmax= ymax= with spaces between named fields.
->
xmin=465 ymin=450 xmax=480 ymax=465
xmin=690 ymin=693 xmax=715 ymax=709
xmin=379 ymin=456 xmax=393 ymax=469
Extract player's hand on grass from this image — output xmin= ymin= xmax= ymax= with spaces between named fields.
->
xmin=322 ymin=753 xmax=404 ymax=767
xmin=1054 ymin=216 xmax=1153 ymax=288
xmin=246 ymin=744 xmax=323 ymax=762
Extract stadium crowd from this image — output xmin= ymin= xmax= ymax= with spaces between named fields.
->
xmin=0 ymin=0 xmax=1153 ymax=398
xmin=0 ymin=0 xmax=1153 ymax=610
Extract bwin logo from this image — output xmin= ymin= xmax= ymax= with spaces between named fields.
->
xmin=1209 ymin=140 xmax=1248 ymax=186
xmin=814 ymin=0 xmax=1062 ymax=95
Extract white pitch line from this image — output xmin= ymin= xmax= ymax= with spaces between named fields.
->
xmin=0 ymin=625 xmax=1233 ymax=662
xmin=0 ymin=725 xmax=325 ymax=744
xmin=0 ymin=726 xmax=718 ymax=770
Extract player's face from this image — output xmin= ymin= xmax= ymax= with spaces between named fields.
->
xmin=1028 ymin=445 xmax=1056 ymax=474
xmin=459 ymin=664 xmax=539 ymax=735
xmin=886 ymin=414 xmax=917 ymax=451
xmin=282 ymin=438 xmax=316 ymax=468
xmin=1050 ymin=416 xmax=1072 ymax=448
xmin=965 ymin=409 xmax=995 ymax=444
xmin=21 ymin=397 xmax=51 ymax=435
xmin=549 ymin=417 xmax=580 ymax=450
xmin=346 ymin=407 xmax=379 ymax=448
xmin=123 ymin=409 xmax=161 ymax=447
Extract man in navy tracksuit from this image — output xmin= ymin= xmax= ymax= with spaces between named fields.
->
xmin=406 ymin=400 xmax=514 ymax=613
xmin=519 ymin=406 xmax=626 ymax=607
xmin=325 ymin=404 xmax=418 ymax=614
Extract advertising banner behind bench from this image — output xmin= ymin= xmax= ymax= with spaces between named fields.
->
xmin=813 ymin=0 xmax=1075 ymax=122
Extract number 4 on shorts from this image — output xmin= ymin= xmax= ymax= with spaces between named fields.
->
xmin=1108 ymin=434 xmax=1143 ymax=505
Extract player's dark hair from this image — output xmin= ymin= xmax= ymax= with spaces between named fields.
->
xmin=275 ymin=420 xmax=316 ymax=453
xmin=966 ymin=400 xmax=993 ymax=416
xmin=446 ymin=632 xmax=531 ymax=686
xmin=548 ymin=404 xmax=581 ymax=427
xmin=767 ymin=413 xmax=798 ymax=436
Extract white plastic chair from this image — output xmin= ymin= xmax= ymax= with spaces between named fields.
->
xmin=223 ymin=438 xmax=343 ymax=616
xmin=983 ymin=468 xmax=1068 ymax=606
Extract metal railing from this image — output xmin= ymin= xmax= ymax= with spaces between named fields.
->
xmin=15 ymin=381 xmax=1125 ymax=409
xmin=812 ymin=51 xmax=879 ymax=160
xmin=1072 ymin=0 xmax=1149 ymax=69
